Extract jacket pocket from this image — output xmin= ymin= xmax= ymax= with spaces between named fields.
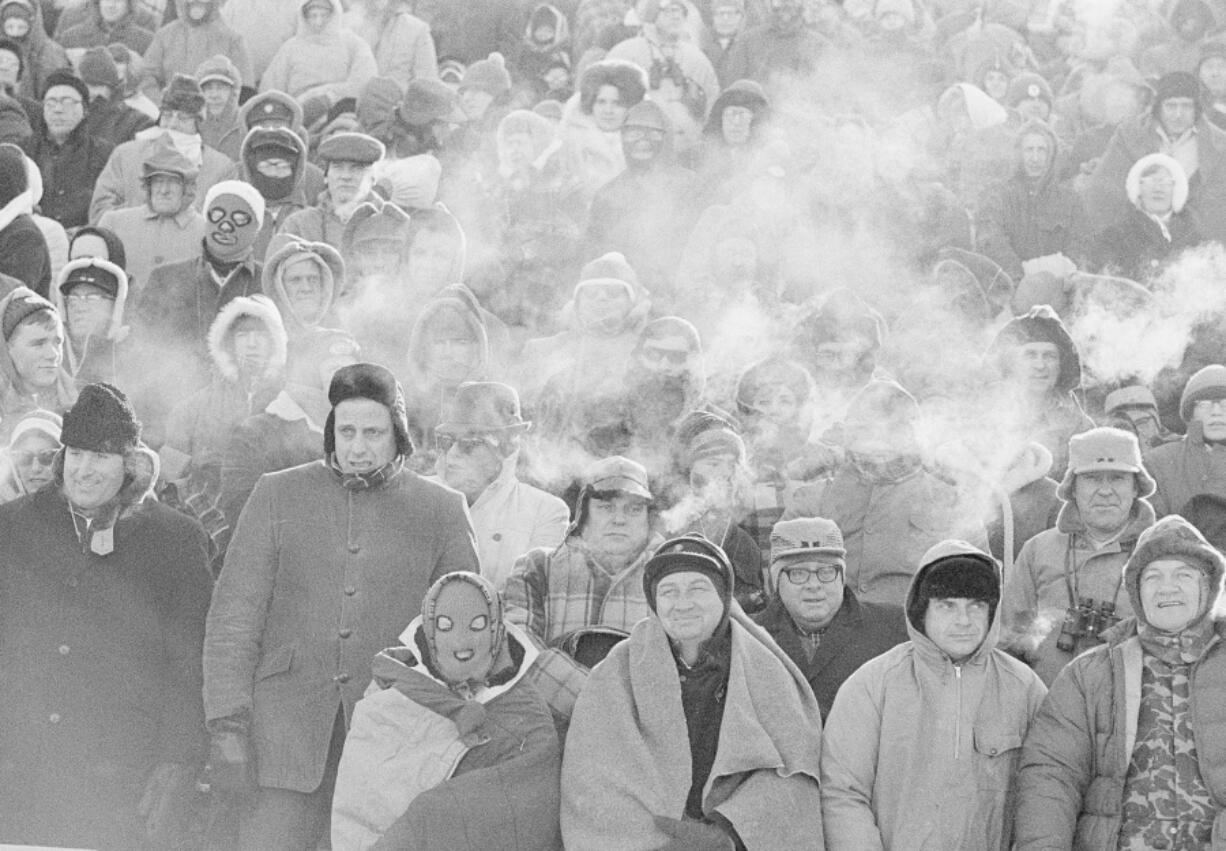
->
xmin=974 ymin=727 xmax=1024 ymax=791
xmin=254 ymin=645 xmax=294 ymax=681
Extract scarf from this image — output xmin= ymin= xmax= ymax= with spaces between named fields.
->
xmin=1139 ymin=615 xmax=1218 ymax=664
xmin=328 ymin=453 xmax=403 ymax=491
xmin=847 ymin=450 xmax=922 ymax=484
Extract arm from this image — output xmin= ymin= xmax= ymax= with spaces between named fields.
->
xmin=139 ymin=31 xmax=167 ymax=102
xmin=975 ymin=182 xmax=1025 ymax=283
xmin=89 ymin=146 xmax=129 ymax=224
xmin=202 ymin=475 xmax=281 ymax=722
xmin=430 ymin=487 xmax=480 ymax=583
xmin=819 ymin=670 xmax=887 ymax=851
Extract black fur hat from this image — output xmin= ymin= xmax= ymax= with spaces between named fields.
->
xmin=324 ymin=362 xmax=413 ymax=458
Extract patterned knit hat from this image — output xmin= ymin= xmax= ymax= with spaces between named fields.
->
xmin=1180 ymin=364 xmax=1226 ymax=423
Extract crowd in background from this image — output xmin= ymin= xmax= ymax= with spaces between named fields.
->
xmin=5 ymin=0 xmax=1226 ymax=848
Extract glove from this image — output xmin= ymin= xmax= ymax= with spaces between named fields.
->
xmin=653 ymin=815 xmax=735 ymax=851
xmin=202 ymin=716 xmax=257 ymax=795
xmin=138 ymin=761 xmax=195 ymax=843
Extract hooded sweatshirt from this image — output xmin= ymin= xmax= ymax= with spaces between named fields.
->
xmin=260 ymin=0 xmax=378 ymax=104
xmin=261 ymin=239 xmax=342 ymax=338
xmin=821 ymin=541 xmax=1048 ymax=851
xmin=141 ymin=0 xmax=252 ymax=99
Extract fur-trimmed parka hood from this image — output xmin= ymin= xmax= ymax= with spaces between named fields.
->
xmin=206 ymin=293 xmax=288 ymax=382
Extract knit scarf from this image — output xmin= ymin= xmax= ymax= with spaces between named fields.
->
xmin=1139 ymin=616 xmax=1218 ymax=664
xmin=329 ymin=454 xmax=403 ymax=491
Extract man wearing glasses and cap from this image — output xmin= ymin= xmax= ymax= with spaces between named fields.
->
xmin=754 ymin=517 xmax=908 ymax=720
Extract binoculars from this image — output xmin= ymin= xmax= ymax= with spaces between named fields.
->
xmin=1055 ymin=596 xmax=1120 ymax=653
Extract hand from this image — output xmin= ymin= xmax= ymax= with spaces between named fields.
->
xmin=202 ymin=718 xmax=257 ymax=795
xmin=653 ymin=815 xmax=735 ymax=851
xmin=138 ymin=761 xmax=194 ymax=842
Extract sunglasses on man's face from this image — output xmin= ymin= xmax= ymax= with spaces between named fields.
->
xmin=435 ymin=433 xmax=500 ymax=454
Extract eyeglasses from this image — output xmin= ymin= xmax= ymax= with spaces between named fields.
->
xmin=641 ymin=347 xmax=689 ymax=366
xmin=1194 ymin=398 xmax=1226 ymax=413
xmin=781 ymin=564 xmax=842 ymax=585
xmin=66 ymin=292 xmax=114 ymax=303
xmin=435 ymin=432 xmax=500 ymax=454
xmin=44 ymin=96 xmax=82 ymax=109
xmin=13 ymin=449 xmax=57 ymax=467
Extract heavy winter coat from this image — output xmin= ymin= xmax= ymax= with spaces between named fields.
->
xmin=1091 ymin=203 xmax=1203 ymax=283
xmin=1002 ymin=498 xmax=1156 ymax=684
xmin=0 ymin=206 xmax=50 ymax=296
xmin=0 ymin=485 xmax=213 ymax=850
xmin=58 ymin=0 xmax=155 ymax=53
xmin=561 ymin=609 xmax=825 ymax=849
xmin=331 ymin=621 xmax=560 ymax=851
xmin=140 ymin=0 xmax=252 ymax=96
xmin=1015 ymin=617 xmax=1226 ymax=849
xmin=21 ymin=122 xmax=113 ymax=229
xmin=97 ymin=204 xmax=206 ymax=290
xmin=83 ymin=92 xmax=156 ymax=149
xmin=203 ymin=460 xmax=480 ymax=791
xmin=0 ymin=0 xmax=69 ymax=102
xmin=88 ymin=131 xmax=233 ymax=223
xmin=820 ymin=547 xmax=1048 ymax=851
xmin=754 ymin=590 xmax=910 ymax=721
xmin=1144 ymin=419 xmax=1226 ymax=517
xmin=260 ymin=0 xmax=378 ymax=103
xmin=345 ymin=3 xmax=437 ymax=93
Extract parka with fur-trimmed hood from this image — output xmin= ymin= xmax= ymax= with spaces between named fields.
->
xmin=261 ymin=238 xmax=343 ymax=338
xmin=140 ymin=0 xmax=252 ymax=100
xmin=821 ymin=540 xmax=1047 ymax=851
xmin=53 ymin=256 xmax=129 ymax=386
xmin=260 ymin=0 xmax=378 ymax=105
xmin=0 ymin=0 xmax=68 ymax=101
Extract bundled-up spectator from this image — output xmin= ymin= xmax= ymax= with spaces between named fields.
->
xmin=700 ymin=77 xmax=769 ymax=178
xmin=606 ymin=0 xmax=720 ymax=120
xmin=558 ymin=58 xmax=647 ymax=199
xmin=78 ymin=45 xmax=155 ymax=147
xmin=236 ymin=126 xmax=312 ymax=261
xmin=0 ymin=0 xmax=68 ymax=102
xmin=261 ymin=238 xmax=343 ymax=341
xmin=0 ymin=288 xmax=75 ymax=429
xmin=140 ymin=0 xmax=251 ymax=103
xmin=432 ymin=382 xmax=569 ymax=589
xmin=202 ymin=362 xmax=479 ymax=850
xmin=97 ymin=135 xmax=204 ymax=287
xmin=261 ymin=0 xmax=378 ymax=124
xmin=217 ymin=0 xmax=299 ymax=84
xmin=0 ymin=38 xmax=35 ymax=141
xmin=1144 ymin=365 xmax=1226 ymax=517
xmin=786 ymin=379 xmax=988 ymax=608
xmin=1001 ymin=427 xmax=1158 ymax=684
xmin=58 ymin=0 xmax=156 ymax=55
xmin=700 ymin=0 xmax=748 ymax=86
xmin=1015 ymin=515 xmax=1226 ymax=850
xmin=0 ymin=142 xmax=50 ymax=295
xmin=1091 ymin=152 xmax=1202 ymax=282
xmin=55 ymin=0 xmax=159 ymax=49
xmin=514 ymin=3 xmax=571 ymax=102
xmin=194 ymin=53 xmax=241 ymax=161
xmin=720 ymin=0 xmax=827 ymax=88
xmin=1104 ymin=384 xmax=1175 ymax=449
xmin=1139 ymin=0 xmax=1214 ymax=78
xmin=330 ymin=571 xmax=561 ymax=851
xmin=274 ymin=130 xmax=383 ymax=256
xmin=0 ymin=406 xmax=59 ymax=501
xmin=53 ymin=256 xmax=129 ymax=386
xmin=344 ymin=0 xmax=437 ymax=94
xmin=1085 ymin=71 xmax=1226 ymax=243
xmin=89 ymin=73 xmax=234 ymax=223
xmin=976 ymin=119 xmax=1091 ymax=285
xmin=235 ymin=89 xmax=326 ymax=201
xmin=561 ymin=534 xmax=824 ymax=848
xmin=755 ymin=517 xmax=909 ymax=720
xmin=821 ymin=540 xmax=1046 ymax=850
xmin=21 ymin=69 xmax=113 ymax=230
xmin=0 ymin=383 xmax=213 ymax=850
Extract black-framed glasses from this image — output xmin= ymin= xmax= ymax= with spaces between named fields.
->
xmin=782 ymin=565 xmax=842 ymax=585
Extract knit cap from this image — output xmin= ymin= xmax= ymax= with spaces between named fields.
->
xmin=460 ymin=52 xmax=512 ymax=97
xmin=2 ymin=286 xmax=54 ymax=340
xmin=78 ymin=48 xmax=120 ymax=89
xmin=906 ymin=540 xmax=1000 ymax=631
xmin=61 ymin=383 xmax=141 ymax=455
xmin=195 ymin=54 xmax=239 ymax=89
xmin=643 ymin=534 xmax=735 ymax=614
xmin=1180 ymin=364 xmax=1226 ymax=422
xmin=1152 ymin=71 xmax=1200 ymax=120
xmin=397 ymin=77 xmax=466 ymax=126
xmin=769 ymin=517 xmax=845 ymax=589
xmin=575 ymin=251 xmax=638 ymax=300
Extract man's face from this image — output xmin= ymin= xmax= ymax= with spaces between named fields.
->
xmin=1140 ymin=558 xmax=1205 ymax=632
xmin=1020 ymin=131 xmax=1052 ymax=180
xmin=576 ymin=282 xmax=632 ymax=331
xmin=201 ymin=80 xmax=232 ymax=115
xmin=326 ymin=160 xmax=370 ymax=206
xmin=500 ymin=131 xmax=537 ymax=174
xmin=43 ymin=84 xmax=84 ymax=139
xmin=332 ymin=397 xmax=396 ymax=473
xmin=1073 ymin=470 xmax=1137 ymax=535
xmin=424 ymin=328 xmax=479 ymax=386
xmin=924 ymin=597 xmax=990 ymax=662
xmin=207 ymin=194 xmax=259 ymax=259
xmin=1009 ymin=341 xmax=1060 ymax=395
xmin=583 ymin=493 xmax=650 ymax=563
xmin=712 ymin=4 xmax=743 ymax=36
xmin=690 ymin=454 xmax=736 ymax=494
xmin=656 ymin=1 xmax=687 ymax=39
xmin=62 ymin=445 xmax=125 ymax=510
xmin=0 ymin=49 xmax=19 ymax=87
xmin=459 ymin=88 xmax=494 ymax=122
xmin=591 ymin=84 xmax=628 ymax=132
xmin=1192 ymin=397 xmax=1226 ymax=441
xmin=64 ymin=283 xmax=114 ymax=341
xmin=776 ymin=556 xmax=844 ymax=631
xmin=1202 ymin=57 xmax=1226 ymax=95
xmin=10 ymin=431 xmax=57 ymax=493
xmin=8 ymin=316 xmax=63 ymax=390
xmin=654 ymin=571 xmax=724 ymax=646
xmin=3 ymin=13 xmax=30 ymax=38
xmin=228 ymin=315 xmax=273 ymax=377
xmin=147 ymin=174 xmax=185 ymax=215
xmin=282 ymin=258 xmax=326 ymax=323
xmin=304 ymin=4 xmax=331 ymax=31
xmin=638 ymin=334 xmax=692 ymax=379
xmin=98 ymin=0 xmax=128 ymax=23
xmin=1160 ymin=96 xmax=1197 ymax=136
xmin=436 ymin=430 xmax=504 ymax=502
xmin=721 ymin=104 xmax=754 ymax=146
xmin=429 ymin=580 xmax=498 ymax=683
xmin=185 ymin=0 xmax=210 ymax=22
xmin=1138 ymin=166 xmax=1175 ymax=215
xmin=159 ymin=108 xmax=198 ymax=135
xmin=407 ymin=229 xmax=458 ymax=292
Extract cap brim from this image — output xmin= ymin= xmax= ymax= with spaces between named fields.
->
xmin=772 ymin=548 xmax=847 ymax=562
xmin=198 ymin=74 xmax=234 ymax=87
xmin=590 ymin=475 xmax=652 ymax=500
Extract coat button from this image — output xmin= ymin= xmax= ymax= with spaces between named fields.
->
xmin=153 ymin=255 xmax=164 ymax=264
xmin=58 ymin=645 xmax=69 ymax=655
xmin=334 ymin=673 xmax=350 ymax=684
xmin=492 ymin=533 xmax=502 ymax=542
xmin=49 ymin=713 xmax=61 ymax=724
xmin=988 ymin=747 xmax=997 ymax=755
xmin=344 ymin=586 xmax=356 ymax=596
xmin=338 ymin=628 xmax=352 ymax=638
